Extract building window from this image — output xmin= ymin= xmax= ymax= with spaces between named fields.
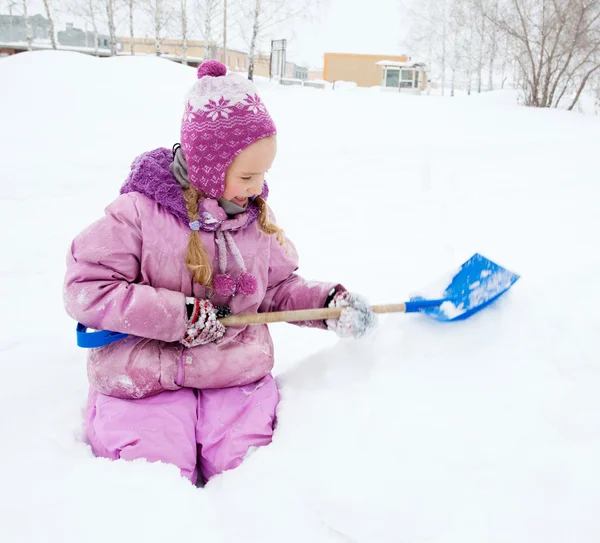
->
xmin=384 ymin=67 xmax=418 ymax=89
xmin=400 ymin=69 xmax=414 ymax=88
xmin=385 ymin=68 xmax=400 ymax=88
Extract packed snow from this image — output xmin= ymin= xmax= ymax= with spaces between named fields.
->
xmin=1 ymin=51 xmax=599 ymax=543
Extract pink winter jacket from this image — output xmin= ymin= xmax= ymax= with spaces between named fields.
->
xmin=64 ymin=157 xmax=339 ymax=400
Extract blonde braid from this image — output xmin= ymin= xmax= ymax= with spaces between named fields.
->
xmin=183 ymin=186 xmax=213 ymax=286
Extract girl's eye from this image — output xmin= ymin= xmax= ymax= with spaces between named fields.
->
xmin=241 ymin=176 xmax=252 ymax=181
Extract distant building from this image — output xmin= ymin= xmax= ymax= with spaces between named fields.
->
xmin=324 ymin=52 xmax=428 ymax=91
xmin=58 ymin=22 xmax=110 ymax=51
xmin=288 ymin=63 xmax=308 ymax=80
xmin=376 ymin=60 xmax=428 ymax=92
xmin=308 ymin=69 xmax=324 ymax=81
xmin=119 ymin=37 xmax=275 ymax=77
xmin=0 ymin=14 xmax=111 ymax=57
xmin=1 ymin=15 xmax=307 ymax=82
xmin=0 ymin=13 xmax=48 ymax=43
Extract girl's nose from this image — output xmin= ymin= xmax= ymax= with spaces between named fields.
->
xmin=248 ymin=179 xmax=263 ymax=196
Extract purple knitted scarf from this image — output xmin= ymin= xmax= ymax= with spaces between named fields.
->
xmin=120 ymin=147 xmax=269 ymax=297
xmin=120 ymin=147 xmax=267 ymax=232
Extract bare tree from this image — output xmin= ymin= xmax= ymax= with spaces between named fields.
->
xmin=447 ymin=0 xmax=467 ymax=96
xmin=194 ymin=0 xmax=224 ymax=61
xmin=440 ymin=0 xmax=448 ymax=93
xmin=129 ymin=0 xmax=135 ymax=55
xmin=181 ymin=0 xmax=188 ymax=64
xmin=42 ymin=0 xmax=57 ymax=49
xmin=22 ymin=0 xmax=33 ymax=50
xmin=488 ymin=0 xmax=600 ymax=109
xmin=239 ymin=0 xmax=322 ymax=80
xmin=403 ymin=0 xmax=450 ymax=94
xmin=7 ymin=0 xmax=33 ymax=49
xmin=247 ymin=0 xmax=260 ymax=79
xmin=106 ymin=0 xmax=118 ymax=55
xmin=408 ymin=0 xmax=600 ymax=109
xmin=65 ymin=0 xmax=101 ymax=55
xmin=140 ymin=0 xmax=175 ymax=56
xmin=475 ymin=1 xmax=486 ymax=92
xmin=153 ymin=0 xmax=163 ymax=56
xmin=488 ymin=0 xmax=500 ymax=90
xmin=223 ymin=0 xmax=227 ymax=61
xmin=463 ymin=7 xmax=475 ymax=94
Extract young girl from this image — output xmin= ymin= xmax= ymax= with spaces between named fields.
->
xmin=64 ymin=60 xmax=375 ymax=485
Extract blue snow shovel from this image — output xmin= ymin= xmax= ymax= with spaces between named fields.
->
xmin=219 ymin=253 xmax=520 ymax=326
xmin=76 ymin=253 xmax=519 ymax=347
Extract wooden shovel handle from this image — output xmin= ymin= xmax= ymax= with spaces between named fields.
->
xmin=218 ymin=303 xmax=407 ymax=327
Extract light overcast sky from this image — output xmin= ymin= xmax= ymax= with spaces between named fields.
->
xmin=285 ymin=0 xmax=413 ymax=69
xmin=19 ymin=0 xmax=414 ymax=70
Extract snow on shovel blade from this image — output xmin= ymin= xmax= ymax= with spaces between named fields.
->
xmin=407 ymin=253 xmax=520 ymax=322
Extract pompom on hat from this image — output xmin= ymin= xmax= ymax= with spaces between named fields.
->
xmin=180 ymin=60 xmax=277 ymax=199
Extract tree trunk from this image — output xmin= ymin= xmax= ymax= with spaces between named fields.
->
xmin=88 ymin=0 xmax=99 ymax=56
xmin=203 ymin=3 xmax=211 ymax=60
xmin=42 ymin=0 xmax=57 ymax=49
xmin=155 ymin=0 xmax=162 ymax=56
xmin=129 ymin=0 xmax=135 ymax=55
xmin=181 ymin=0 xmax=188 ymax=65
xmin=466 ymin=24 xmax=474 ymax=95
xmin=500 ymin=32 xmax=510 ymax=89
xmin=568 ymin=64 xmax=600 ymax=111
xmin=488 ymin=0 xmax=499 ymax=91
xmin=247 ymin=0 xmax=260 ymax=81
xmin=22 ymin=0 xmax=33 ymax=51
xmin=440 ymin=0 xmax=447 ymax=96
xmin=477 ymin=9 xmax=485 ymax=93
xmin=106 ymin=0 xmax=118 ymax=56
xmin=223 ymin=0 xmax=227 ymax=67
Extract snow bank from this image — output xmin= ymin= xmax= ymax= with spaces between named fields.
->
xmin=1 ymin=50 xmax=599 ymax=543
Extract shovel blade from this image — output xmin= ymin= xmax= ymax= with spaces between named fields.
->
xmin=411 ymin=254 xmax=520 ymax=322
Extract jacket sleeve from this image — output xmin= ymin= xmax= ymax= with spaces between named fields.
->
xmin=258 ymin=216 xmax=343 ymax=329
xmin=63 ymin=193 xmax=187 ymax=342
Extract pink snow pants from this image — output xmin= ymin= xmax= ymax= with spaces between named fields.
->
xmin=85 ymin=375 xmax=279 ymax=485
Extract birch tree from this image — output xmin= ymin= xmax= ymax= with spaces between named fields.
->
xmin=106 ymin=0 xmax=118 ymax=55
xmin=65 ymin=0 xmax=101 ymax=55
xmin=447 ymin=0 xmax=467 ymax=96
xmin=239 ymin=0 xmax=322 ymax=81
xmin=22 ymin=0 xmax=33 ymax=50
xmin=42 ymin=0 xmax=57 ymax=49
xmin=7 ymin=0 xmax=33 ymax=49
xmin=180 ymin=0 xmax=188 ymax=64
xmin=128 ymin=0 xmax=135 ymax=55
xmin=404 ymin=0 xmax=450 ymax=94
xmin=195 ymin=0 xmax=222 ymax=60
xmin=140 ymin=0 xmax=174 ymax=56
xmin=488 ymin=0 xmax=500 ymax=90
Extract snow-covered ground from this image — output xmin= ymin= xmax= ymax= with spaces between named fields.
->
xmin=1 ymin=51 xmax=599 ymax=542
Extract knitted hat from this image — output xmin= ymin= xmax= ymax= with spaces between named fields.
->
xmin=180 ymin=60 xmax=277 ymax=199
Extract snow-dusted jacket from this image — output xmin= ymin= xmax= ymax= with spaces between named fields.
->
xmin=63 ymin=148 xmax=339 ymax=399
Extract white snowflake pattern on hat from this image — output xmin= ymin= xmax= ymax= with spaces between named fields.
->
xmin=204 ymin=97 xmax=233 ymax=120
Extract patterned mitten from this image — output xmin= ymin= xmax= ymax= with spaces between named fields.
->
xmin=326 ymin=290 xmax=376 ymax=339
xmin=181 ymin=298 xmax=230 ymax=347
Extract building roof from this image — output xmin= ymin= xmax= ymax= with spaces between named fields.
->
xmin=376 ymin=60 xmax=426 ymax=68
xmin=325 ymin=52 xmax=409 ymax=59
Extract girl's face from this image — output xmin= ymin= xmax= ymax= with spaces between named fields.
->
xmin=222 ymin=136 xmax=277 ymax=206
